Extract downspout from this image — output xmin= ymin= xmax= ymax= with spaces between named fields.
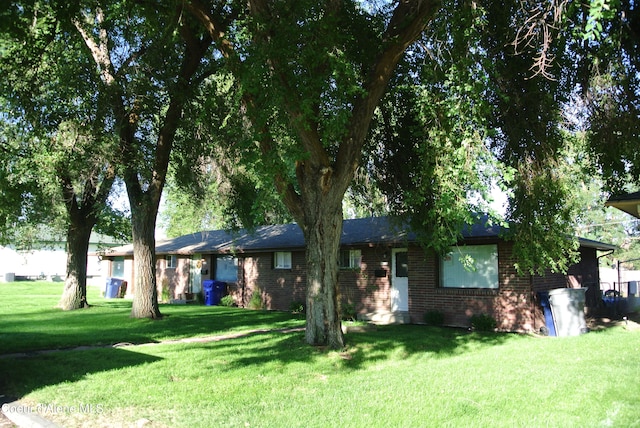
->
xmin=530 ymin=274 xmax=535 ymax=333
xmin=240 ymin=257 xmax=246 ymax=308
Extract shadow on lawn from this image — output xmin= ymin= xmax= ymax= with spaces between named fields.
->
xmin=200 ymin=323 xmax=515 ymax=372
xmin=0 ymin=303 xmax=305 ymax=355
xmin=0 ymin=345 xmax=161 ymax=400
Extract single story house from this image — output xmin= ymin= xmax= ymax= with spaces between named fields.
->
xmin=102 ymin=216 xmax=615 ymax=332
xmin=1 ymin=232 xmax=124 ymax=284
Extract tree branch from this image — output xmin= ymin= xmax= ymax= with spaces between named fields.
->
xmin=335 ymin=0 xmax=440 ymax=186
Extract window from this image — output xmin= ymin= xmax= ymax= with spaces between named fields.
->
xmin=274 ymin=252 xmax=292 ymax=269
xmin=166 ymin=255 xmax=177 ymax=269
xmin=440 ymin=245 xmax=498 ymax=289
xmin=339 ymin=249 xmax=362 ymax=269
xmin=215 ymin=256 xmax=238 ymax=282
xmin=112 ymin=257 xmax=125 ymax=278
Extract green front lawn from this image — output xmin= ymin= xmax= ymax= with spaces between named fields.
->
xmin=1 ymin=282 xmax=639 ymax=427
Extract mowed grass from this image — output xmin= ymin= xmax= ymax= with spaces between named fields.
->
xmin=1 ymin=282 xmax=640 ymax=427
xmin=0 ymin=282 xmax=305 ymax=353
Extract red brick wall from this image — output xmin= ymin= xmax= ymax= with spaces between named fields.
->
xmin=338 ymin=246 xmax=392 ymax=315
xmin=406 ymin=241 xmax=537 ymax=332
xmin=226 ymin=252 xmax=307 ymax=310
xmin=225 ymin=246 xmax=393 ymax=315
xmin=202 ymin=241 xmax=600 ymax=333
xmin=156 ymin=256 xmax=191 ymax=300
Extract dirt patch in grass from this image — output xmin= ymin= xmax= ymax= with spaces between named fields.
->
xmin=587 ymin=311 xmax=640 ymax=331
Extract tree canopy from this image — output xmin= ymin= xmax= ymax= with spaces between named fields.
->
xmin=1 ymin=0 xmax=637 ymax=347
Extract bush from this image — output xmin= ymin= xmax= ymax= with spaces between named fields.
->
xmin=470 ymin=314 xmax=497 ymax=331
xmin=248 ymin=289 xmax=263 ymax=310
xmin=219 ymin=295 xmax=235 ymax=307
xmin=161 ymin=278 xmax=170 ymax=303
xmin=424 ymin=310 xmax=444 ymax=326
xmin=341 ymin=302 xmax=357 ymax=321
xmin=289 ymin=301 xmax=305 ymax=314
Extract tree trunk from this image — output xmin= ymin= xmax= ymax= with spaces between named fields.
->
xmin=298 ymin=166 xmax=347 ymax=349
xmin=58 ymin=220 xmax=92 ymax=310
xmin=129 ymin=202 xmax=162 ymax=319
xmin=303 ymin=206 xmax=344 ymax=349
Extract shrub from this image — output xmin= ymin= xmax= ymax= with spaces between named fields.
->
xmin=161 ymin=278 xmax=170 ymax=303
xmin=470 ymin=314 xmax=497 ymax=331
xmin=219 ymin=295 xmax=235 ymax=307
xmin=341 ymin=302 xmax=357 ymax=321
xmin=248 ymin=289 xmax=263 ymax=310
xmin=424 ymin=310 xmax=444 ymax=326
xmin=289 ymin=301 xmax=305 ymax=314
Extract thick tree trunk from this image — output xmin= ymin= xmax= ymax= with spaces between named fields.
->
xmin=298 ymin=165 xmax=347 ymax=349
xmin=303 ymin=205 xmax=344 ymax=349
xmin=130 ymin=203 xmax=162 ymax=319
xmin=58 ymin=221 xmax=92 ymax=310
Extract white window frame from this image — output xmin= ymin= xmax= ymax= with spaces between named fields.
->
xmin=440 ymin=244 xmax=499 ymax=289
xmin=166 ymin=255 xmax=177 ymax=269
xmin=339 ymin=249 xmax=362 ymax=269
xmin=274 ymin=251 xmax=292 ymax=269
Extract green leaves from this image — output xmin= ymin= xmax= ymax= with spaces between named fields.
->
xmin=584 ymin=0 xmax=619 ymax=41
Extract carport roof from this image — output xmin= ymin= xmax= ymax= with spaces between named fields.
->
xmin=100 ymin=215 xmax=614 ymax=257
xmin=605 ymin=191 xmax=640 ymax=219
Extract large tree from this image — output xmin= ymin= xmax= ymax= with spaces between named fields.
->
xmin=71 ymin=2 xmax=216 ymax=318
xmin=187 ymin=0 xmax=440 ymax=348
xmin=183 ymin=0 xmax=639 ymax=349
xmin=0 ymin=4 xmax=126 ymax=310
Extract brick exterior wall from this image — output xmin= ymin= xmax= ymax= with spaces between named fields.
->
xmin=219 ymin=241 xmax=600 ymax=333
xmin=124 ymin=238 xmax=601 ymax=333
xmin=156 ymin=256 xmax=191 ymax=300
xmin=406 ymin=241 xmax=536 ymax=332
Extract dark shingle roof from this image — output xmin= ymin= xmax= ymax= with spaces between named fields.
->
xmin=102 ymin=215 xmax=614 ymax=256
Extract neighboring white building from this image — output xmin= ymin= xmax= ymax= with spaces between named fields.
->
xmin=599 ymin=267 xmax=640 ymax=296
xmin=0 ymin=233 xmax=124 ymax=284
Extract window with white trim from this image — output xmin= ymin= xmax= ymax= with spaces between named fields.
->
xmin=274 ymin=252 xmax=292 ymax=269
xmin=339 ymin=249 xmax=362 ymax=269
xmin=166 ymin=255 xmax=177 ymax=269
xmin=440 ymin=244 xmax=498 ymax=289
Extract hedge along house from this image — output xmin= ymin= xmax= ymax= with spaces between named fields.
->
xmin=101 ymin=216 xmax=615 ymax=331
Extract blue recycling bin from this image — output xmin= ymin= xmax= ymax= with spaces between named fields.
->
xmin=203 ymin=280 xmax=225 ymax=306
xmin=105 ymin=277 xmax=124 ymax=299
xmin=537 ymin=291 xmax=557 ymax=336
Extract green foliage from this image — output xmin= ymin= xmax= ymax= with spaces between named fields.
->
xmin=341 ymin=302 xmax=357 ymax=321
xmin=469 ymin=314 xmax=497 ymax=332
xmin=219 ymin=295 xmax=235 ymax=307
xmin=424 ymin=310 xmax=445 ymax=326
xmin=248 ymin=289 xmax=263 ymax=310
xmin=161 ymin=279 xmax=171 ymax=303
xmin=289 ymin=301 xmax=305 ymax=314
xmin=583 ymin=0 xmax=619 ymax=41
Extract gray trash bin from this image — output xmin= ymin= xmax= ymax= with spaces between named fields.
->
xmin=548 ymin=288 xmax=588 ymax=337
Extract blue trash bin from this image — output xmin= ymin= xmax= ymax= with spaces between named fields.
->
xmin=203 ymin=280 xmax=215 ymax=305
xmin=203 ymin=280 xmax=226 ymax=306
xmin=537 ymin=291 xmax=557 ymax=336
xmin=212 ymin=281 xmax=225 ymax=305
xmin=105 ymin=277 xmax=123 ymax=299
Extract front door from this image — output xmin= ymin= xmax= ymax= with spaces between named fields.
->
xmin=391 ymin=248 xmax=409 ymax=312
xmin=190 ymin=254 xmax=203 ymax=294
